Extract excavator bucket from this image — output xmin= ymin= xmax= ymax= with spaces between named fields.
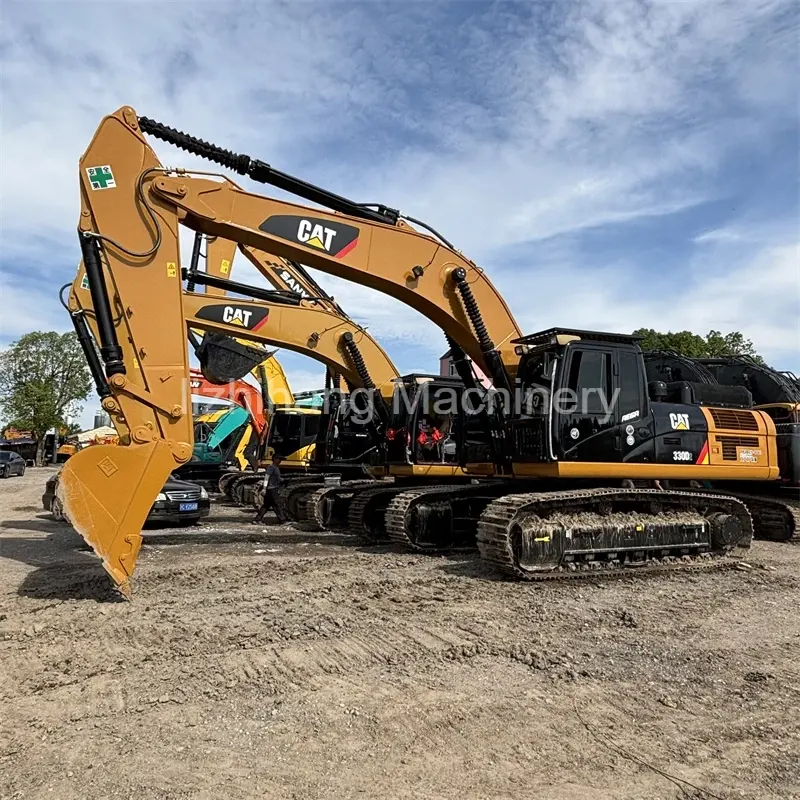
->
xmin=196 ymin=333 xmax=268 ymax=383
xmin=56 ymin=440 xmax=179 ymax=598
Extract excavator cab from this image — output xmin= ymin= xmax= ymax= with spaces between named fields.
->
xmin=385 ymin=375 xmax=466 ymax=469
xmin=510 ymin=329 xmax=774 ymax=477
xmin=264 ymin=408 xmax=322 ymax=466
xmin=312 ymin=389 xmax=386 ymax=472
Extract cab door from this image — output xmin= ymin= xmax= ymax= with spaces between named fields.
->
xmin=614 ymin=348 xmax=655 ymax=463
xmin=556 ymin=345 xmax=618 ymax=461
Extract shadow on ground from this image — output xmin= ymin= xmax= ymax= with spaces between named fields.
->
xmin=0 ymin=523 xmax=122 ymax=602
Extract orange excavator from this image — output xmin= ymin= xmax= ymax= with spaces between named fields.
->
xmin=61 ymin=107 xmax=795 ymax=598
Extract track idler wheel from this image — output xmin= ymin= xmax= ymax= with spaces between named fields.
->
xmin=706 ymin=512 xmax=745 ymax=549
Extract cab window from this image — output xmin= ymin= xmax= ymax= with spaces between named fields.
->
xmin=566 ymin=350 xmax=611 ymax=414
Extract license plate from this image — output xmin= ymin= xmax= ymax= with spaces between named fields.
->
xmin=179 ymin=502 xmax=198 ymax=512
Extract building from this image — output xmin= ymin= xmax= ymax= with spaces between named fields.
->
xmin=93 ymin=409 xmax=111 ymax=429
xmin=438 ymin=350 xmax=492 ymax=388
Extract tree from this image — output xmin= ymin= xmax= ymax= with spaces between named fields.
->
xmin=63 ymin=421 xmax=84 ymax=436
xmin=633 ymin=328 xmax=767 ymax=365
xmin=0 ymin=332 xmax=92 ymax=465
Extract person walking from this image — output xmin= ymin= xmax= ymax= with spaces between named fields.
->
xmin=253 ymin=455 xmax=286 ymax=524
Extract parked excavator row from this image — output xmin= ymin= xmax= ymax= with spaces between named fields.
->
xmin=59 ymin=106 xmax=796 ymax=597
xmin=203 ymin=235 xmax=478 ymax=530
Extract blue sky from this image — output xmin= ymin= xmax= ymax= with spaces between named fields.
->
xmin=1 ymin=0 xmax=798 ymax=429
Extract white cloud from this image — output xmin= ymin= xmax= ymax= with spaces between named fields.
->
xmin=0 ymin=0 xmax=797 ymax=378
xmin=497 ymin=235 xmax=800 ymax=368
xmin=0 ymin=275 xmax=72 ymax=341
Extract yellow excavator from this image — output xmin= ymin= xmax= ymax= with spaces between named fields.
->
xmin=203 ymin=236 xmax=481 ymax=527
xmin=60 ymin=107 xmax=796 ymax=597
xmin=196 ymin=237 xmax=326 ymax=500
xmin=183 ymin=234 xmax=406 ymax=510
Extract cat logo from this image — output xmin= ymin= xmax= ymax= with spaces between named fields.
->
xmin=194 ymin=304 xmax=269 ymax=331
xmin=669 ymin=412 xmax=690 ymax=430
xmin=259 ymin=215 xmax=360 ymax=259
xmin=297 ymin=220 xmax=337 ymax=252
xmin=222 ymin=306 xmax=252 ymax=326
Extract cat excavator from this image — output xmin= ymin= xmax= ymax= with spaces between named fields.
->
xmin=61 ymin=107 xmax=788 ymax=597
xmin=195 ymin=236 xmax=328 ymax=501
xmin=643 ymin=351 xmax=800 ymax=540
xmin=186 ymin=234 xmax=401 ymax=511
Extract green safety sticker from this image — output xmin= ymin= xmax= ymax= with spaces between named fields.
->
xmin=86 ymin=165 xmax=116 ymax=190
xmin=80 ymin=274 xmax=89 ymax=290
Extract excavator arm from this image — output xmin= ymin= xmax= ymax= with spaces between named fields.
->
xmin=57 ymin=113 xmax=193 ymax=596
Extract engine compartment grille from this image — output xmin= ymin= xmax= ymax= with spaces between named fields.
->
xmin=715 ymin=435 xmax=760 ymax=461
xmin=710 ymin=408 xmax=759 ymax=431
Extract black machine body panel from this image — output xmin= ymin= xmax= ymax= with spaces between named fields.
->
xmin=511 ymin=335 xmax=716 ymax=468
xmin=313 ymin=390 xmax=385 ymax=470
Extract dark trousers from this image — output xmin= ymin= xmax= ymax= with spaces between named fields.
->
xmin=255 ymin=487 xmax=285 ymax=523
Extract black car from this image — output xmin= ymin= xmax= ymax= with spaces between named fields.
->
xmin=42 ymin=472 xmax=211 ymax=525
xmin=0 ymin=451 xmax=26 ymax=478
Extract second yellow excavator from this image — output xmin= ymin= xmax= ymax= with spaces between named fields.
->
xmin=199 ymin=230 xmax=483 ymax=530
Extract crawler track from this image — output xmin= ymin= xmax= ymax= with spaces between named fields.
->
xmin=348 ymin=485 xmax=408 ymax=542
xmin=476 ymin=488 xmax=753 ymax=581
xmin=384 ymin=484 xmax=510 ymax=551
xmin=217 ymin=471 xmax=241 ymax=496
xmin=277 ymin=478 xmax=327 ymax=520
xmin=299 ymin=480 xmax=378 ymax=530
xmin=720 ymin=490 xmax=800 ymax=542
xmin=229 ymin=473 xmax=261 ymax=505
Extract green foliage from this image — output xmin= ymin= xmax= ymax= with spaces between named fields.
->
xmin=633 ymin=328 xmax=767 ymax=365
xmin=0 ymin=331 xmax=92 ymax=463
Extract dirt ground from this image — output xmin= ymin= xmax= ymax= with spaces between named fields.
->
xmin=1 ymin=468 xmax=799 ymax=800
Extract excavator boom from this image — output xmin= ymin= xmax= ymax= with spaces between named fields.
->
xmin=105 ymin=108 xmax=522 ymax=381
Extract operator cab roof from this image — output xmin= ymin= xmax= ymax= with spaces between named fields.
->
xmin=394 ymin=373 xmax=465 ymax=387
xmin=512 ymin=327 xmax=644 ymax=348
